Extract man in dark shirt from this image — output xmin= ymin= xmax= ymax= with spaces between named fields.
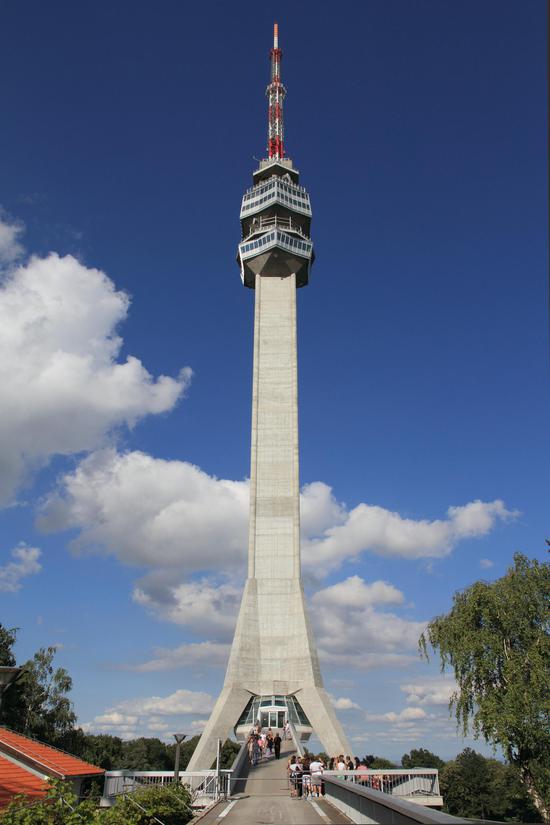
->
xmin=274 ymin=733 xmax=282 ymax=759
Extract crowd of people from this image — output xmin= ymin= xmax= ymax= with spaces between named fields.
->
xmin=246 ymin=724 xmax=289 ymax=765
xmin=246 ymin=722 xmax=385 ymax=799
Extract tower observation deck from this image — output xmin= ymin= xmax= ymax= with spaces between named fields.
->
xmin=187 ymin=24 xmax=351 ymax=771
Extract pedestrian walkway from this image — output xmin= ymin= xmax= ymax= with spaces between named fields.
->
xmin=199 ymin=742 xmax=351 ymax=825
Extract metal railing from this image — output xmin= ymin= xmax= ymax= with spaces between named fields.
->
xmin=287 ymin=719 xmax=304 ymax=759
xmin=322 ymin=768 xmax=441 ymax=803
xmin=101 ymin=769 xmax=232 ymax=808
xmin=244 ymin=214 xmax=309 ymax=240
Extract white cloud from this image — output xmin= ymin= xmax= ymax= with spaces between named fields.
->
xmin=39 ymin=449 xmax=248 ymax=570
xmin=311 ymin=576 xmax=426 ymax=670
xmin=39 ymin=449 xmax=516 ymax=580
xmin=125 ymin=641 xmax=231 ymax=672
xmin=400 ymin=677 xmax=456 ymax=707
xmin=83 ymin=688 xmax=215 ymax=738
xmin=116 ymin=689 xmax=215 ymax=717
xmin=0 ymin=544 xmax=42 ymax=592
xmin=132 ymin=578 xmax=241 ymax=638
xmin=329 ymin=695 xmax=360 ymax=710
xmin=0 ymin=222 xmax=189 ymax=504
xmin=302 ymin=490 xmax=517 ymax=572
xmin=0 ymin=216 xmax=24 ymax=265
xmin=94 ymin=712 xmax=138 ymax=727
xmin=314 ymin=576 xmax=404 ymax=609
xmin=480 ymin=558 xmax=494 ymax=569
xmin=123 ymin=574 xmax=421 ymax=674
xmin=366 ymin=707 xmax=427 ymax=723
xmin=190 ymin=719 xmax=207 ymax=732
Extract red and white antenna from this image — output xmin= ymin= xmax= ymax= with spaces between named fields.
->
xmin=267 ymin=22 xmax=286 ymax=159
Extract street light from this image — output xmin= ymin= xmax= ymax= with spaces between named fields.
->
xmin=0 ymin=666 xmax=23 ymax=717
xmin=173 ymin=733 xmax=187 ymax=783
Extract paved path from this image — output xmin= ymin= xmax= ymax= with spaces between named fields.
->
xmin=198 ymin=744 xmax=350 ymax=825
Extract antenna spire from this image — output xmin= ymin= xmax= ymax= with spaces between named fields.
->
xmin=267 ymin=22 xmax=286 ymax=159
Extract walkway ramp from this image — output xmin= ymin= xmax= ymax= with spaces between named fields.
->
xmin=200 ymin=743 xmax=351 ymax=825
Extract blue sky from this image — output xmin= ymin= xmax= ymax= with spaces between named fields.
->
xmin=0 ymin=0 xmax=547 ymax=761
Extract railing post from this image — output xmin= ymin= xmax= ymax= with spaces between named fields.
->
xmin=215 ymin=738 xmax=222 ymax=799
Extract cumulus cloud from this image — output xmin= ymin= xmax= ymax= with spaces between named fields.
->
xmin=329 ymin=695 xmax=360 ymax=710
xmin=0 ymin=216 xmax=24 ymax=265
xmin=400 ymin=677 xmax=456 ymax=707
xmin=366 ymin=706 xmax=428 ymax=723
xmin=83 ymin=688 xmax=215 ymax=738
xmin=0 ymin=222 xmax=189 ymax=503
xmin=39 ymin=449 xmax=516 ymax=580
xmin=123 ymin=575 xmax=421 ymax=674
xmin=39 ymin=449 xmax=248 ymax=570
xmin=302 ymin=490 xmax=517 ymax=572
xmin=480 ymin=558 xmax=494 ymax=569
xmin=125 ymin=641 xmax=231 ymax=672
xmin=0 ymin=544 xmax=42 ymax=592
xmin=311 ymin=576 xmax=426 ymax=670
xmin=116 ymin=689 xmax=215 ymax=717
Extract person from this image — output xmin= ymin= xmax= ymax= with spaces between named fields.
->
xmin=266 ymin=730 xmax=274 ymax=757
xmin=251 ymin=735 xmax=261 ymax=767
xmin=284 ymin=720 xmax=291 ymax=740
xmin=289 ymin=757 xmax=300 ymax=797
xmin=274 ymin=732 xmax=282 ymax=760
xmin=309 ymin=756 xmax=324 ymax=797
xmin=356 ymin=760 xmax=369 ymax=786
xmin=301 ymin=757 xmax=311 ymax=799
xmin=286 ymin=756 xmax=293 ymax=789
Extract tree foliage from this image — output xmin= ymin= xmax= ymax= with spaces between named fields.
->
xmin=401 ymin=748 xmax=445 ymax=770
xmin=420 ymin=553 xmax=550 ymax=820
xmin=0 ymin=626 xmax=76 ymax=745
xmin=441 ymin=748 xmax=540 ymax=822
xmin=0 ymin=779 xmax=193 ymax=824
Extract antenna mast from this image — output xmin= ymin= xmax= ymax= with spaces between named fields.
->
xmin=267 ymin=23 xmax=286 ymax=159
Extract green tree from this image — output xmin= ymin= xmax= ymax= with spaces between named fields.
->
xmin=102 ymin=782 xmax=193 ymax=825
xmin=401 ymin=748 xmax=445 ymax=770
xmin=18 ymin=648 xmax=76 ymax=743
xmin=440 ymin=749 xmax=540 ymax=822
xmin=368 ymin=757 xmax=396 ymax=769
xmin=0 ymin=779 xmax=98 ymax=824
xmin=0 ymin=626 xmax=76 ymax=746
xmin=420 ymin=553 xmax=550 ymax=821
xmin=440 ymin=748 xmax=497 ymax=819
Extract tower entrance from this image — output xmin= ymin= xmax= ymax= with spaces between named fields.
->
xmin=235 ymin=694 xmax=312 ymax=741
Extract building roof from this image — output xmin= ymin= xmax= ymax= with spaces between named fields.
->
xmin=0 ymin=727 xmax=104 ymax=780
xmin=0 ymin=755 xmax=48 ymax=808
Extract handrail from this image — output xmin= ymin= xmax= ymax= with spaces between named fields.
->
xmin=287 ymin=719 xmax=304 ymax=758
xmin=244 ymin=215 xmax=309 ymax=241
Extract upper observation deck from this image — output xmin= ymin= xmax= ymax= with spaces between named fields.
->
xmin=240 ymin=176 xmax=311 ymax=220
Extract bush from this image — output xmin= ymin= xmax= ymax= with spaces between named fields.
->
xmin=0 ymin=779 xmax=193 ymax=825
xmin=102 ymin=783 xmax=193 ymax=825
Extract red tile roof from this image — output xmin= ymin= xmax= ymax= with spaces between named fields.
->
xmin=0 ymin=755 xmax=48 ymax=809
xmin=0 ymin=728 xmax=104 ymax=780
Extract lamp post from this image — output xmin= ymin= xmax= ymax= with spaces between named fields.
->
xmin=173 ymin=734 xmax=186 ymax=783
xmin=0 ymin=666 xmax=23 ymax=717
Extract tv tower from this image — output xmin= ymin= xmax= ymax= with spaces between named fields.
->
xmin=188 ymin=24 xmax=350 ymax=770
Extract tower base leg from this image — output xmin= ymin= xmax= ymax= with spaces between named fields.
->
xmin=187 ymin=686 xmax=251 ymax=771
xmin=296 ymin=685 xmax=352 ymax=758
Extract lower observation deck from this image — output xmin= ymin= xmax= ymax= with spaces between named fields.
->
xmin=238 ymin=216 xmax=313 ymax=288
